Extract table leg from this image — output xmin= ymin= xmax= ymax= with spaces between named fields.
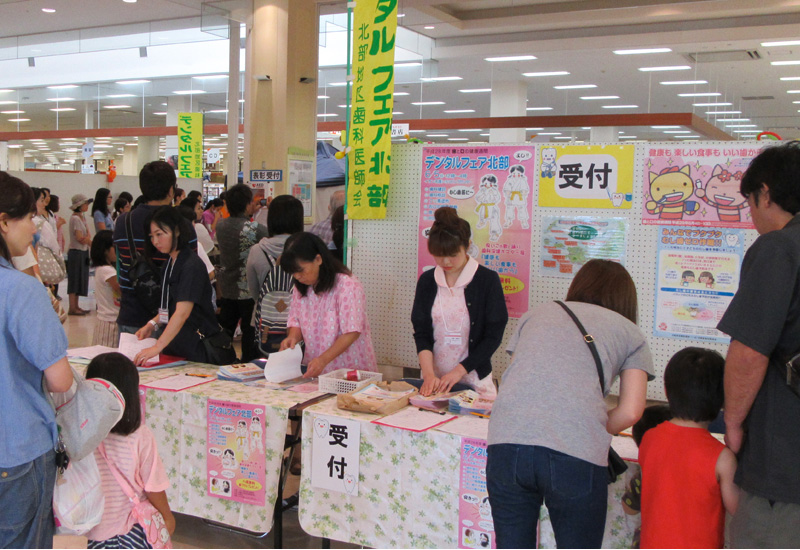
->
xmin=321 ymin=537 xmax=331 ymax=549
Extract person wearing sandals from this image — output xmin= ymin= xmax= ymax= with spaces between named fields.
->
xmin=67 ymin=193 xmax=93 ymax=316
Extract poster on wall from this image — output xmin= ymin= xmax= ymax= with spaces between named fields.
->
xmin=310 ymin=415 xmax=360 ymax=496
xmin=458 ymin=438 xmax=495 ymax=549
xmin=541 ymin=216 xmax=628 ymax=278
xmin=537 ymin=144 xmax=635 ymax=209
xmin=288 ymin=154 xmax=314 ymax=222
xmin=654 ymin=226 xmax=744 ymax=343
xmin=642 ymin=144 xmax=764 ymax=228
xmin=418 ymin=146 xmax=534 ymax=318
xmin=206 ymin=399 xmax=267 ymax=506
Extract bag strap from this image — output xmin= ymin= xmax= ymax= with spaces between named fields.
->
xmin=555 ymin=300 xmax=606 ymax=395
xmin=261 ymin=248 xmax=275 ymax=286
xmin=97 ymin=442 xmax=143 ymax=503
xmin=124 ymin=213 xmax=140 ymax=262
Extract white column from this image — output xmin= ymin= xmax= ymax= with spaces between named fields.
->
xmin=227 ymin=19 xmax=241 ymax=190
xmin=137 ymin=137 xmax=159 ymax=171
xmin=490 ymin=80 xmax=526 ymax=143
xmin=8 ymin=147 xmax=24 ymax=171
xmin=121 ymin=145 xmax=139 ymax=176
xmin=0 ymin=141 xmax=8 ymax=171
xmin=590 ymin=126 xmax=619 ymax=142
xmin=84 ymin=102 xmax=95 ymax=130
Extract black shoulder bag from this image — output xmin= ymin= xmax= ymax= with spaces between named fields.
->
xmin=556 ymin=300 xmax=629 ymax=484
xmin=125 ymin=212 xmax=162 ymax=316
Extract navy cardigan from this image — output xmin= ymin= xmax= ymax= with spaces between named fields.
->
xmin=411 ymin=264 xmax=509 ymax=380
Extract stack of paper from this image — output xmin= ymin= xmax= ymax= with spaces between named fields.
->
xmin=409 ymin=391 xmax=461 ymax=412
xmin=264 ymin=346 xmax=303 ymax=383
xmin=217 ymin=363 xmax=265 ymax=382
xmin=448 ymin=390 xmax=494 ymax=415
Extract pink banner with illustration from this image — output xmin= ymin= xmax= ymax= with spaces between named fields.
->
xmin=419 ymin=146 xmax=534 ymax=318
xmin=206 ymin=399 xmax=266 ymax=506
xmin=642 ymin=144 xmax=765 ymax=228
xmin=459 ymin=437 xmax=495 ymax=549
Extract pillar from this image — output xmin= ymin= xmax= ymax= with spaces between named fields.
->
xmin=243 ymin=0 xmax=319 ymax=196
xmin=227 ymin=19 xmax=241 ymax=190
xmin=0 ymin=141 xmax=8 ymax=171
xmin=8 ymin=147 xmax=23 ymax=171
xmin=137 ymin=136 xmax=159 ymax=171
xmin=121 ymin=145 xmax=139 ymax=176
xmin=490 ymin=81 xmax=526 ymax=143
xmin=590 ymin=126 xmax=619 ymax=142
xmin=166 ymin=96 xmax=190 ymax=158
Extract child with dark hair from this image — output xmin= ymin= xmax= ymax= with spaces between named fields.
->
xmin=621 ymin=405 xmax=672 ymax=548
xmin=639 ymin=347 xmax=738 ymax=548
xmin=90 ymin=230 xmax=121 ymax=347
xmin=85 ymin=353 xmax=175 ymax=547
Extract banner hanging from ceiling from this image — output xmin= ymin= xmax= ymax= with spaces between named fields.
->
xmin=177 ymin=112 xmax=203 ymax=179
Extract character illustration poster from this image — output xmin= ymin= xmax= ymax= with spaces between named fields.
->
xmin=419 ymin=146 xmax=534 ymax=318
xmin=654 ymin=226 xmax=744 ymax=343
xmin=206 ymin=399 xmax=267 ymax=506
xmin=642 ymin=145 xmax=764 ymax=228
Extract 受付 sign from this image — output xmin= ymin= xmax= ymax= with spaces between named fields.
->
xmin=250 ymin=170 xmax=283 ymax=182
xmin=310 ymin=414 xmax=360 ymax=496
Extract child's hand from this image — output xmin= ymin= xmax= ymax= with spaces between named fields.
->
xmin=164 ymin=510 xmax=176 ymax=536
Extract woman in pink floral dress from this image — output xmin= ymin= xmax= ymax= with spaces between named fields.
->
xmin=279 ymin=232 xmax=377 ymax=377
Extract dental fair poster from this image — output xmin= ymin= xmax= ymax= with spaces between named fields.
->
xmin=206 ymin=399 xmax=266 ymax=506
xmin=654 ymin=226 xmax=744 ymax=343
xmin=642 ymin=145 xmax=763 ymax=228
xmin=541 ymin=216 xmax=628 ymax=278
xmin=419 ymin=146 xmax=534 ymax=318
xmin=459 ymin=438 xmax=495 ymax=549
xmin=537 ymin=144 xmax=634 ymax=209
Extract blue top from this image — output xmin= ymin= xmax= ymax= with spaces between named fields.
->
xmin=0 ymin=258 xmax=68 ymax=467
xmin=93 ymin=209 xmax=114 ymax=232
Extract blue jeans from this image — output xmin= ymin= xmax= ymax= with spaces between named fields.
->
xmin=0 ymin=449 xmax=56 ymax=549
xmin=487 ymin=444 xmax=607 ymax=549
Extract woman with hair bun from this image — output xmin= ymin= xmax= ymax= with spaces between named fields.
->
xmin=411 ymin=206 xmax=508 ymax=397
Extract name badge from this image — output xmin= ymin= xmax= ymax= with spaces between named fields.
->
xmin=445 ymin=335 xmax=462 ymax=346
xmin=158 ymin=308 xmax=169 ymax=324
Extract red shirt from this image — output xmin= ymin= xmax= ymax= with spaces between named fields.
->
xmin=639 ymin=421 xmax=725 ymax=549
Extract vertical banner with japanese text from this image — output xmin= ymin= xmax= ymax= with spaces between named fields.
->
xmin=347 ymin=0 xmax=397 ymax=219
xmin=310 ymin=415 xmax=361 ymax=496
xmin=177 ymin=112 xmax=203 ymax=179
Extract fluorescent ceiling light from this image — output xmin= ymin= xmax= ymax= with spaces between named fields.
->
xmin=8 ymin=118 xmax=29 ymax=122
xmin=554 ymin=84 xmax=596 ymax=89
xmin=459 ymin=88 xmax=492 ymax=93
xmin=426 ymin=134 xmax=449 ymax=137
xmin=317 ymin=95 xmax=329 ymax=99
xmin=678 ymin=92 xmax=721 ymax=97
xmin=480 ymin=133 xmax=490 ymax=136
xmin=424 ymin=26 xmax=434 ymax=29
xmin=780 ymin=77 xmax=800 ymax=81
xmin=692 ymin=102 xmax=732 ymax=107
xmin=523 ymin=71 xmax=569 ymax=77
xmin=638 ymin=65 xmax=691 ymax=72
xmin=392 ymin=111 xmax=403 ymax=115
xmin=0 ymin=110 xmax=23 ymax=114
xmin=46 ymin=97 xmax=75 ymax=102
xmin=660 ymin=80 xmax=708 ymax=85
xmin=526 ymin=107 xmax=553 ymax=111
xmin=411 ymin=101 xmax=445 ymax=105
xmin=192 ymin=75 xmax=228 ymax=80
xmin=103 ymin=105 xmax=131 ymax=109
xmin=0 ymin=101 xmax=17 ymax=105
xmin=107 ymin=94 xmax=136 ymax=98
xmin=725 ymin=124 xmax=757 ymax=128
xmin=152 ymin=112 xmax=167 ymax=115
xmin=458 ymin=129 xmax=483 ymax=132
xmin=762 ymin=40 xmax=800 ymax=47
xmin=447 ymin=138 xmax=469 ymax=141
xmin=614 ymin=48 xmax=671 ymax=55
xmin=172 ymin=90 xmax=206 ymax=95
xmin=420 ymin=76 xmax=462 ymax=82
xmin=720 ymin=118 xmax=750 ymax=122
xmin=337 ymin=104 xmax=351 ymax=108
xmin=207 ymin=109 xmax=228 ymax=114
xmin=393 ymin=92 xmax=409 ymax=96
xmin=41 ymin=8 xmax=56 ymax=13
xmin=705 ymin=110 xmax=742 ymax=115
xmin=8 ymin=145 xmax=22 ymax=149
xmin=49 ymin=107 xmax=76 ymax=112
xmin=526 ymin=127 xmax=544 ymax=130
xmin=676 ymin=135 xmax=700 ymax=138
xmin=317 ymin=113 xmax=337 ymax=117
xmin=602 ymin=105 xmax=638 ymax=109
xmin=788 ymin=90 xmax=800 ymax=94
xmin=116 ymin=80 xmax=150 ymax=84
xmin=771 ymin=60 xmax=800 ymax=66
xmin=619 ymin=136 xmax=638 ymax=139
xmin=537 ymin=132 xmax=562 ymax=135
xmin=394 ymin=62 xmax=421 ymax=67
xmin=47 ymin=84 xmax=78 ymax=89
xmin=733 ymin=129 xmax=761 ymax=133
xmin=580 ymin=95 xmax=619 ymax=100
xmin=485 ymin=55 xmax=536 ymax=62
xmin=328 ymin=82 xmax=348 ymax=87
xmin=0 ymin=90 xmax=13 ymax=93
xmin=444 ymin=109 xmax=475 ymax=113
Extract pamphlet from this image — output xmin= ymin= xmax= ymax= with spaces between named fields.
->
xmin=118 ymin=333 xmax=159 ymax=364
xmin=263 ymin=346 xmax=303 ymax=383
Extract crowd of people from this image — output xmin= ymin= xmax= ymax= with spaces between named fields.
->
xmin=2 ymin=140 xmax=800 ymax=548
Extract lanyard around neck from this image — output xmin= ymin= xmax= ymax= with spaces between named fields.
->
xmin=160 ymin=256 xmax=177 ymax=310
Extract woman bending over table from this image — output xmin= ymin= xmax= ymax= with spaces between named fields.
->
xmin=411 ymin=206 xmax=508 ymax=397
xmin=279 ymin=231 xmax=377 ymax=377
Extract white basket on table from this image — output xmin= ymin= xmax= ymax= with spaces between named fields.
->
xmin=318 ymin=369 xmax=383 ymax=394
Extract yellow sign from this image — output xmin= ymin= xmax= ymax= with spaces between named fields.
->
xmin=177 ymin=112 xmax=203 ymax=179
xmin=538 ymin=144 xmax=635 ymax=209
xmin=346 ymin=0 xmax=397 ymax=219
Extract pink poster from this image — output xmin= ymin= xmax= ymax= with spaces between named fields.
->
xmin=206 ymin=399 xmax=266 ymax=506
xmin=642 ymin=145 xmax=763 ymax=228
xmin=459 ymin=437 xmax=495 ymax=549
xmin=419 ymin=146 xmax=534 ymax=318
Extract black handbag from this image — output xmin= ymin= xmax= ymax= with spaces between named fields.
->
xmin=556 ymin=300 xmax=629 ymax=484
xmin=783 ymin=351 xmax=800 ymax=398
xmin=198 ymin=327 xmax=238 ymax=366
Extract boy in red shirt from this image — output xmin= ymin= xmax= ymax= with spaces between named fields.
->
xmin=639 ymin=347 xmax=739 ymax=548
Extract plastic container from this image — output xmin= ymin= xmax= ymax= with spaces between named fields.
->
xmin=318 ymin=369 xmax=383 ymax=394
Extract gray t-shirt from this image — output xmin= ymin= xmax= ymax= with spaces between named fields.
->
xmin=488 ymin=301 xmax=654 ymax=466
xmin=69 ymin=214 xmax=89 ymax=251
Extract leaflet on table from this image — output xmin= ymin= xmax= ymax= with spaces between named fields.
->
xmin=264 ymin=346 xmax=303 ymax=383
xmin=449 ymin=390 xmax=494 ymax=415
xmin=459 ymin=437 xmax=496 ymax=549
xmin=118 ymin=333 xmax=159 ymax=364
xmin=410 ymin=391 xmax=462 ymax=411
xmin=352 ymin=383 xmax=416 ymax=401
xmin=206 ymin=399 xmax=266 ymax=506
xmin=653 ymin=226 xmax=744 ymax=343
xmin=372 ymin=406 xmax=456 ymax=432
xmin=435 ymin=414 xmax=490 ymax=440
xmin=67 ymin=345 xmax=116 ymax=361
xmin=217 ymin=362 xmax=264 ymax=382
xmin=140 ymin=372 xmax=215 ymax=392
xmin=310 ymin=414 xmax=360 ymax=496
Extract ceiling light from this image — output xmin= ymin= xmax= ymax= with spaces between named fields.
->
xmin=459 ymin=88 xmax=492 ymax=93
xmin=49 ymin=107 xmax=76 ymax=112
xmin=788 ymin=90 xmax=800 ymax=94
xmin=733 ymin=129 xmax=761 ymax=133
xmin=554 ymin=84 xmax=596 ymax=89
xmin=317 ymin=113 xmax=337 ymax=117
xmin=725 ymin=124 xmax=757 ymax=128
xmin=420 ymin=76 xmax=462 ymax=82
xmin=392 ymin=111 xmax=403 ymax=115
xmin=580 ymin=95 xmax=619 ymax=100
xmin=0 ymin=110 xmax=23 ymax=114
xmin=705 ymin=110 xmax=741 ymax=115
xmin=411 ymin=101 xmax=445 ymax=105
xmin=393 ymin=92 xmax=409 ymax=96
xmin=526 ymin=107 xmax=553 ymax=111
xmin=317 ymin=95 xmax=329 ymax=99
xmin=780 ymin=77 xmax=800 ymax=81
xmin=47 ymin=84 xmax=78 ymax=89
xmin=397 ymin=13 xmax=405 ymax=17
xmin=0 ymin=101 xmax=17 ymax=105
xmin=116 ymin=79 xmax=150 ymax=84
xmin=152 ymin=111 xmax=167 ymax=115
xmin=103 ymin=105 xmax=131 ymax=109
xmin=678 ymin=92 xmax=721 ymax=97
xmin=660 ymin=80 xmax=708 ymax=85
xmin=458 ymin=129 xmax=483 ymax=132
xmin=638 ymin=66 xmax=691 ymax=72
xmin=8 ymin=145 xmax=22 ymax=149
xmin=424 ymin=26 xmax=434 ymax=29
xmin=46 ymin=97 xmax=75 ymax=102
xmin=676 ymin=135 xmax=700 ymax=138
xmin=0 ymin=90 xmax=12 ymax=93
xmin=107 ymin=94 xmax=136 ymax=98
xmin=207 ymin=109 xmax=228 ymax=114
xmin=602 ymin=105 xmax=638 ymax=109
xmin=692 ymin=102 xmax=732 ymax=107
xmin=426 ymin=134 xmax=448 ymax=137
xmin=447 ymin=138 xmax=469 ymax=141
xmin=771 ymin=60 xmax=800 ymax=66
xmin=485 ymin=55 xmax=536 ymax=62
xmin=192 ymin=75 xmax=228 ymax=80
xmin=172 ymin=90 xmax=206 ymax=95
xmin=8 ymin=118 xmax=29 ymax=122
xmin=762 ymin=40 xmax=800 ymax=47
xmin=537 ymin=132 xmax=562 ymax=136
xmin=123 ymin=0 xmax=137 ymax=3
xmin=444 ymin=109 xmax=475 ymax=113
xmin=652 ymin=127 xmax=681 ymax=131
xmin=41 ymin=8 xmax=56 ymax=13
xmin=619 ymin=136 xmax=638 ymax=139
xmin=394 ymin=62 xmax=422 ymax=67
xmin=720 ymin=118 xmax=750 ymax=122
xmin=614 ymin=48 xmax=672 ymax=55
xmin=526 ymin=127 xmax=544 ymax=130
xmin=523 ymin=71 xmax=569 ymax=77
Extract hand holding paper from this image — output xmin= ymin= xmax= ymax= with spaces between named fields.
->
xmin=119 ymin=332 xmax=159 ymax=365
xmin=264 ymin=346 xmax=303 ymax=383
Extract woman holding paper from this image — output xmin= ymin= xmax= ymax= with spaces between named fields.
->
xmin=411 ymin=207 xmax=508 ymax=397
xmin=133 ymin=206 xmax=225 ymax=365
xmin=279 ymin=232 xmax=377 ymax=377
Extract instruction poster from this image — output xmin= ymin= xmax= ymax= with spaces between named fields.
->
xmin=642 ymin=145 xmax=763 ymax=228
xmin=206 ymin=399 xmax=266 ymax=506
xmin=459 ymin=437 xmax=495 ymax=549
xmin=541 ymin=216 xmax=628 ymax=278
xmin=419 ymin=146 xmax=534 ymax=318
xmin=538 ymin=144 xmax=635 ymax=209
xmin=654 ymin=226 xmax=744 ymax=343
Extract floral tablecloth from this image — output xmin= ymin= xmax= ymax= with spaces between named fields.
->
xmin=298 ymin=399 xmax=640 ymax=549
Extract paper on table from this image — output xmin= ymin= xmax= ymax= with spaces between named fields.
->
xmin=67 ymin=345 xmax=117 ymax=360
xmin=141 ymin=372 xmax=215 ymax=392
xmin=118 ymin=333 xmax=159 ymax=364
xmin=434 ymin=414 xmax=490 ymax=440
xmin=373 ymin=406 xmax=457 ymax=432
xmin=264 ymin=346 xmax=303 ymax=383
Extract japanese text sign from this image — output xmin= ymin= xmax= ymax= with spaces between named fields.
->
xmin=310 ymin=414 xmax=360 ymax=496
xmin=538 ymin=144 xmax=634 ymax=208
xmin=177 ymin=112 xmax=203 ymax=179
xmin=346 ymin=0 xmax=398 ymax=219
xmin=250 ymin=170 xmax=283 ymax=182
xmin=459 ymin=438 xmax=495 ymax=549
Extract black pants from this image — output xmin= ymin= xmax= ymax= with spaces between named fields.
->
xmin=218 ymin=298 xmax=256 ymax=361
